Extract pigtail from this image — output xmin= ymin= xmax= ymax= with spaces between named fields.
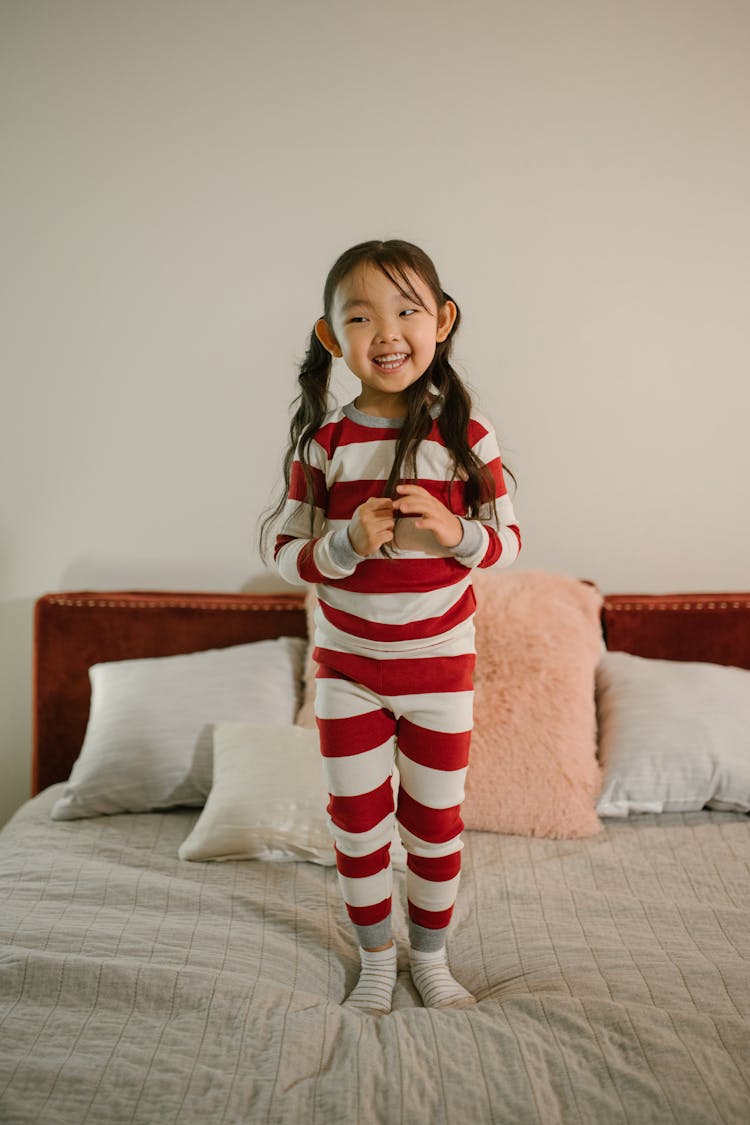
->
xmin=258 ymin=328 xmax=332 ymax=560
xmin=381 ymin=292 xmax=500 ymax=522
xmin=382 ymin=381 xmax=432 ymax=498
xmin=431 ymin=305 xmax=498 ymax=517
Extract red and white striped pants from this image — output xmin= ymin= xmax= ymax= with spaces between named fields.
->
xmin=314 ymin=646 xmax=475 ymax=952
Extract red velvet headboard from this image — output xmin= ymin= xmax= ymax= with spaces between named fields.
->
xmin=33 ymin=588 xmax=750 ymax=796
xmin=33 ymin=591 xmax=307 ymax=796
xmin=601 ymin=593 xmax=750 ymax=667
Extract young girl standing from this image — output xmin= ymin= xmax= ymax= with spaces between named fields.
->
xmin=262 ymin=240 xmax=521 ymax=1014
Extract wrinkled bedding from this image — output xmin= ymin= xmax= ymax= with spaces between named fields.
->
xmin=1 ymin=786 xmax=749 ymax=1124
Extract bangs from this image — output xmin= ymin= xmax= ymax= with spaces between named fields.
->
xmin=376 ymin=259 xmax=431 ymax=310
xmin=324 ymin=240 xmax=444 ymax=318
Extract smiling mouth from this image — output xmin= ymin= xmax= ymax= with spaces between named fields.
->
xmin=372 ymin=352 xmax=409 ymax=372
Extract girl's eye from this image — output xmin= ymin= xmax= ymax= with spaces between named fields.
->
xmin=348 ymin=316 xmax=368 ymax=324
xmin=400 ymin=308 xmax=418 ymax=317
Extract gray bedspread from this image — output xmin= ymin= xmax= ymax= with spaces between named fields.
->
xmin=1 ymin=787 xmax=749 ymax=1125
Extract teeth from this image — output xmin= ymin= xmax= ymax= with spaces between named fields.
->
xmin=374 ymin=353 xmax=408 ymax=367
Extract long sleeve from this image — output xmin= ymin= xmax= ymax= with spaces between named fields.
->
xmin=451 ymin=415 xmax=521 ymax=570
xmin=274 ymin=437 xmax=362 ymax=586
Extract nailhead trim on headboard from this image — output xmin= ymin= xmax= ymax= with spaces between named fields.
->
xmin=41 ymin=596 xmax=304 ymax=612
xmin=45 ymin=594 xmax=748 ymax=613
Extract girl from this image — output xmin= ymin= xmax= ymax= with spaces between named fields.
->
xmin=261 ymin=240 xmax=521 ymax=1014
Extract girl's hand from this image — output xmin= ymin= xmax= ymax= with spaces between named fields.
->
xmin=348 ymin=497 xmax=396 ymax=557
xmin=392 ymin=485 xmax=463 ymax=549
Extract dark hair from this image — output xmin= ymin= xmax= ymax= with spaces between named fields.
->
xmin=259 ymin=239 xmax=513 ymax=559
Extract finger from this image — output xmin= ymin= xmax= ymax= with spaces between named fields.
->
xmin=393 ymin=498 xmax=430 ymax=516
xmin=395 ymin=484 xmax=428 ymax=497
xmin=363 ymin=511 xmax=395 ymax=527
xmin=373 ymin=531 xmax=393 ymax=549
xmin=364 ymin=505 xmax=393 ymax=520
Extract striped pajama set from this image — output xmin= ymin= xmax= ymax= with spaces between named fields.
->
xmin=275 ymin=400 xmax=521 ymax=951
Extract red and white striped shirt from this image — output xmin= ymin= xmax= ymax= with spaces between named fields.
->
xmin=275 ymin=400 xmax=521 ymax=655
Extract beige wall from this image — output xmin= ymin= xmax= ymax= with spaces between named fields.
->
xmin=2 ymin=0 xmax=749 ymax=825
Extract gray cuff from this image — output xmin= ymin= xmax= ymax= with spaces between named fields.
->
xmin=408 ymin=920 xmax=449 ymax=952
xmin=328 ymin=527 xmax=364 ymax=572
xmin=452 ymin=518 xmax=485 ymax=560
xmin=353 ymin=918 xmax=393 ymax=950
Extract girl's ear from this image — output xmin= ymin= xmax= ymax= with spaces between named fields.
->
xmin=435 ymin=300 xmax=458 ymax=343
xmin=314 ymin=318 xmax=342 ymax=357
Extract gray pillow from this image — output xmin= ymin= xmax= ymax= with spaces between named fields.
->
xmin=51 ymin=637 xmax=305 ymax=820
xmin=596 ymin=650 xmax=750 ymax=817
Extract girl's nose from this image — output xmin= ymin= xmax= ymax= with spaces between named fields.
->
xmin=375 ymin=320 xmax=402 ymax=342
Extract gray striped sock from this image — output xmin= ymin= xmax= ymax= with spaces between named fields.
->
xmin=409 ymin=947 xmax=476 ymax=1009
xmin=343 ymin=944 xmax=398 ymax=1015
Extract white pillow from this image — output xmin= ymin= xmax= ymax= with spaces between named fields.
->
xmin=179 ymin=721 xmax=407 ymax=868
xmin=596 ymin=650 xmax=750 ymax=817
xmin=51 ymin=638 xmax=306 ymax=820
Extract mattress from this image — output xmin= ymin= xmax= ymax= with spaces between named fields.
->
xmin=1 ymin=786 xmax=749 ymax=1124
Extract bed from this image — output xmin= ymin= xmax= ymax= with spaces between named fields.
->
xmin=1 ymin=586 xmax=749 ymax=1124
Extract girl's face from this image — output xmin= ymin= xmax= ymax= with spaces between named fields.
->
xmin=315 ymin=263 xmax=457 ymax=417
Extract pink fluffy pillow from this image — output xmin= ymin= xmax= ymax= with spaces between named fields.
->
xmin=296 ymin=570 xmax=603 ymax=838
xmin=465 ymin=570 xmax=603 ymax=837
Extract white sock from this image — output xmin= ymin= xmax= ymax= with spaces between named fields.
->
xmin=409 ymin=947 xmax=476 ymax=1009
xmin=343 ymin=944 xmax=398 ymax=1015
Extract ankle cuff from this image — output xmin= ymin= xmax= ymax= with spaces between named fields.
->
xmin=354 ymin=918 xmax=393 ymax=949
xmin=408 ymin=920 xmax=448 ymax=952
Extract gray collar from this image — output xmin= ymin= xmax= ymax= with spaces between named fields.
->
xmin=343 ymin=398 xmax=441 ymax=429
